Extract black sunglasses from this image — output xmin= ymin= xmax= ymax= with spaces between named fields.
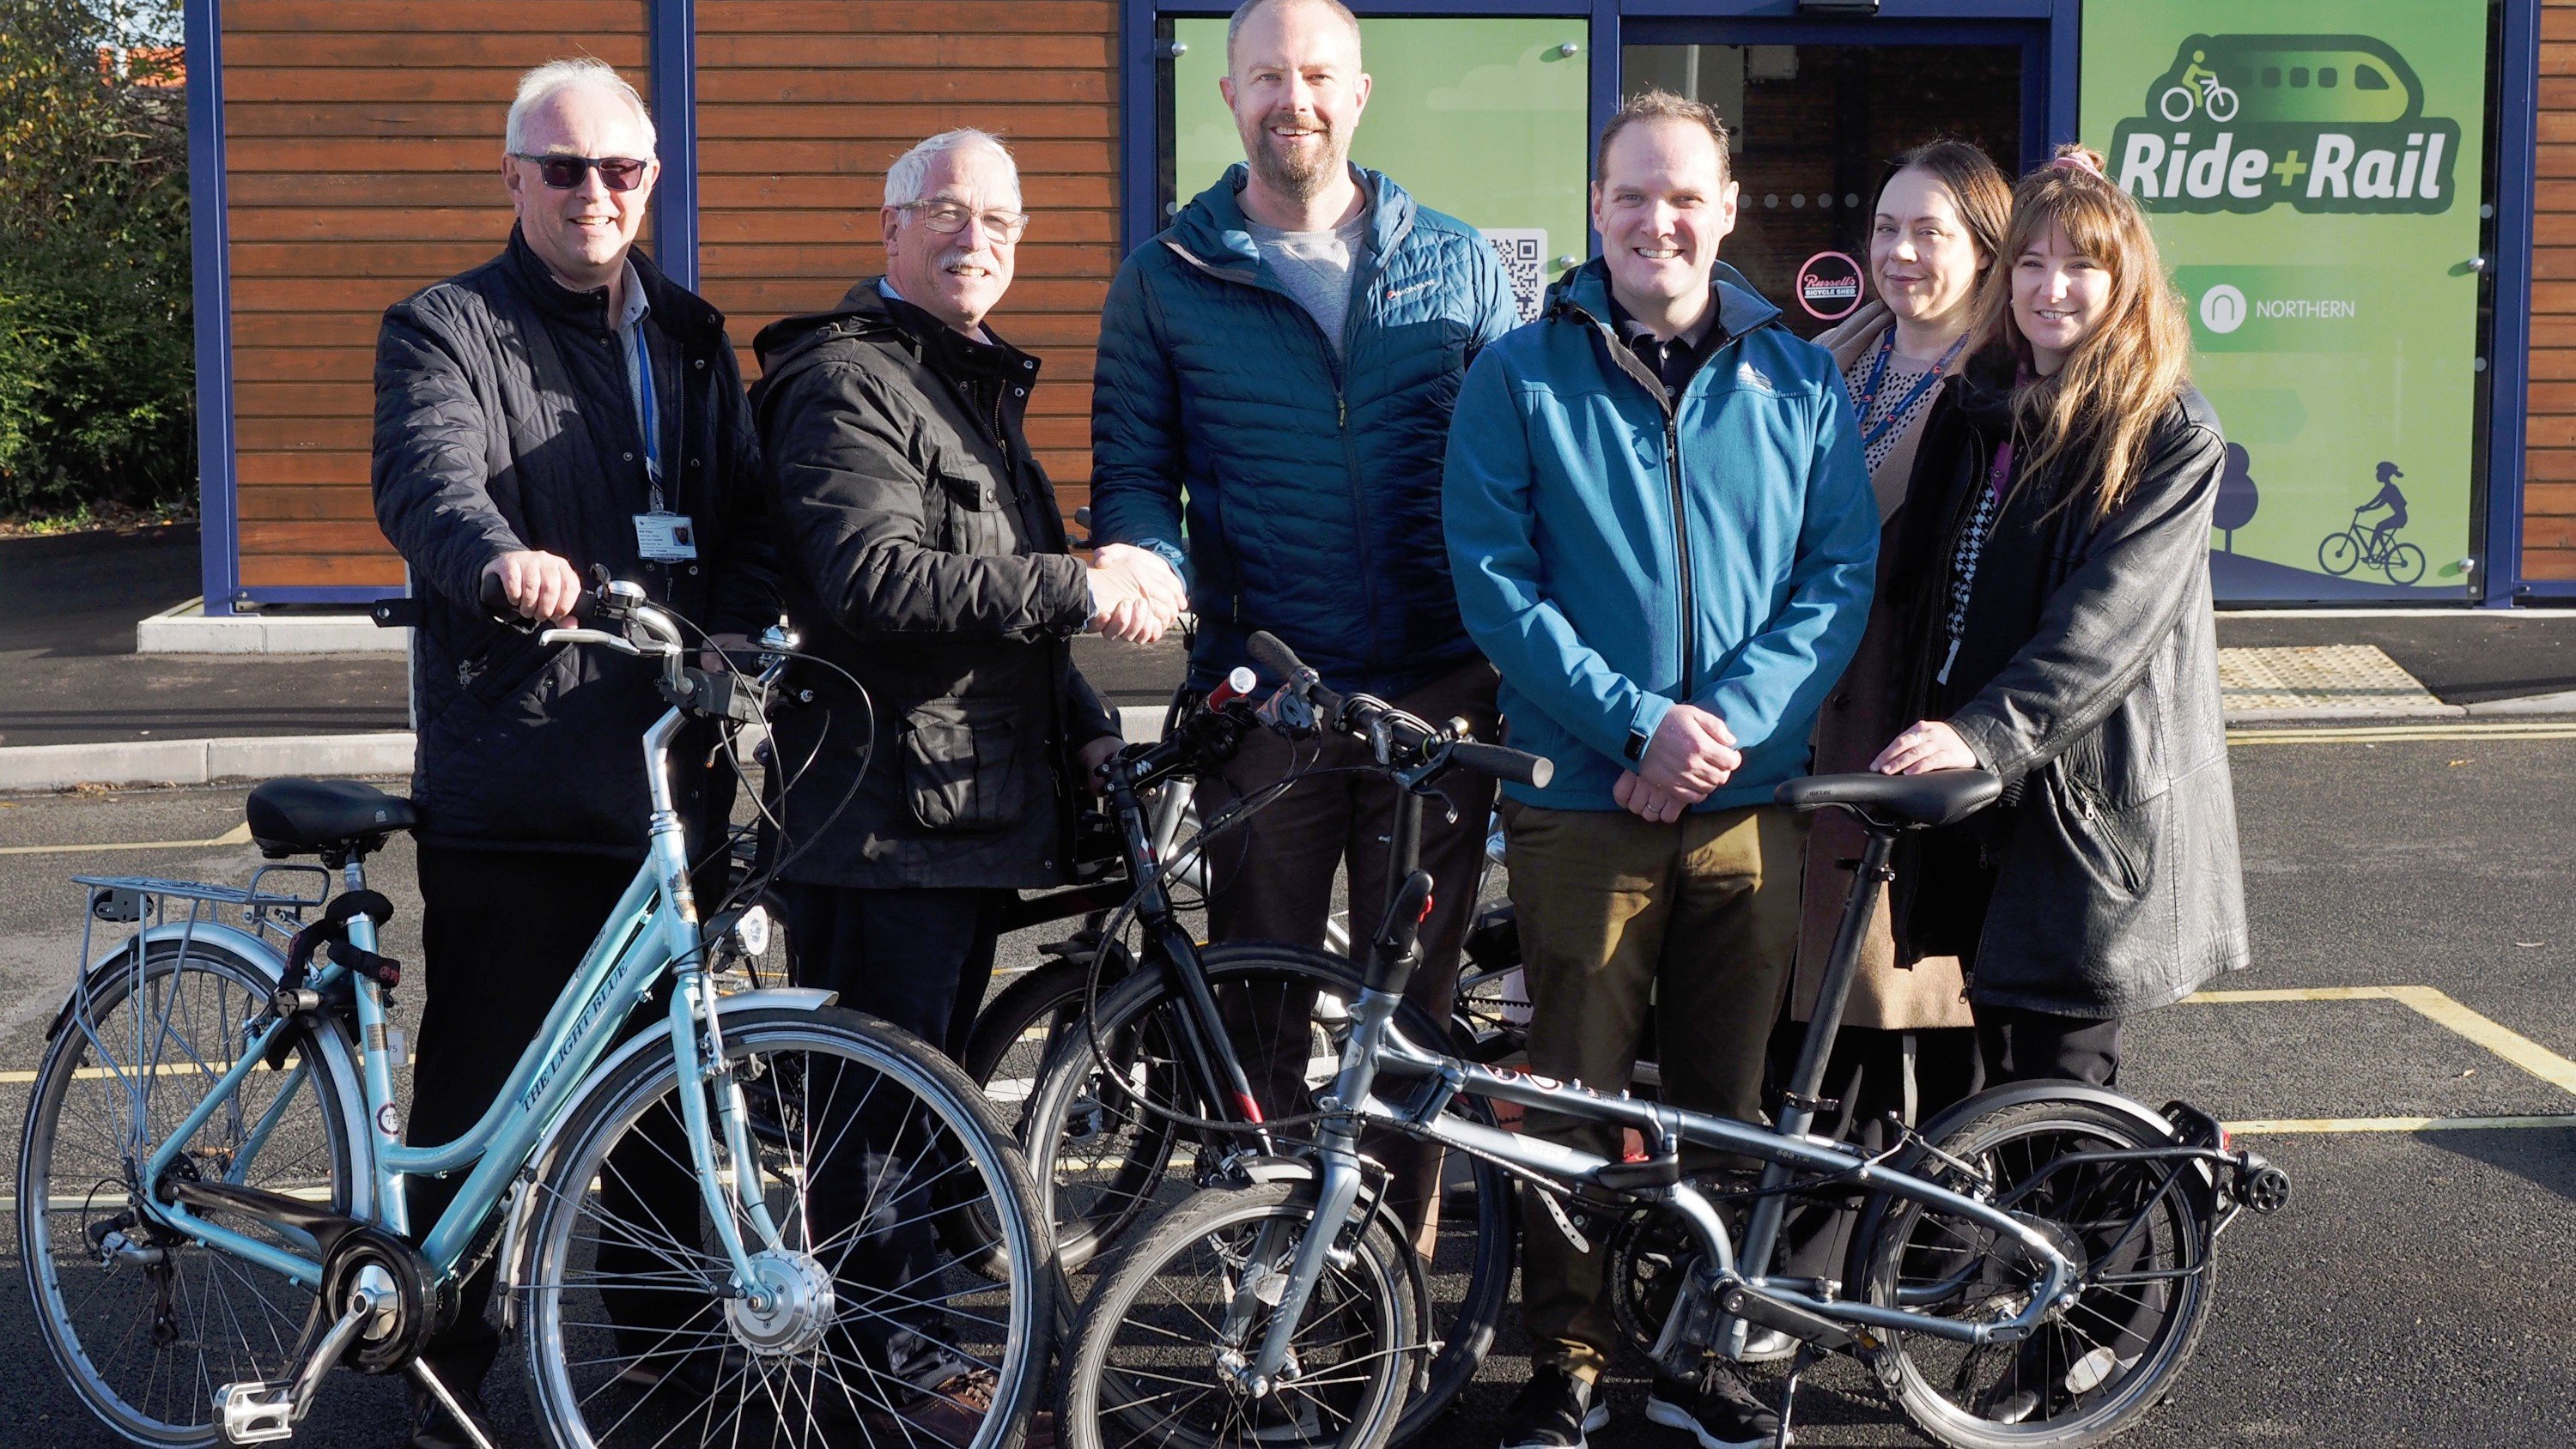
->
xmin=510 ymin=153 xmax=650 ymax=191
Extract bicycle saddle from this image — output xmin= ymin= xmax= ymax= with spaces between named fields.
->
xmin=1773 ymin=769 xmax=2002 ymax=829
xmin=246 ymin=779 xmax=417 ymax=859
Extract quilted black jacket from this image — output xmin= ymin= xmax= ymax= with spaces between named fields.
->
xmin=372 ymin=228 xmax=781 ymax=857
xmin=750 ymin=279 xmax=1119 ymax=890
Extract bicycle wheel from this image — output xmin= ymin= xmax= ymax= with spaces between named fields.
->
xmin=2384 ymin=543 xmax=2427 ymax=586
xmin=963 ymin=954 xmax=1103 ymax=1137
xmin=519 ymin=1006 xmax=1054 ymax=1449
xmin=2204 ymin=87 xmax=2238 ymax=121
xmin=2318 ymin=531 xmax=2360 ymax=576
xmin=18 ymin=937 xmax=368 ymax=1446
xmin=1848 ymin=1095 xmax=2215 ymax=1449
xmin=1021 ymin=943 xmax=1515 ymax=1444
xmin=1066 ymin=1180 xmax=1418 ymax=1449
xmin=2157 ymin=86 xmax=2196 ymax=122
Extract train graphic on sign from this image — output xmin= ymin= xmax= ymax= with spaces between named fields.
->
xmin=2109 ymin=34 xmax=2463 ymax=215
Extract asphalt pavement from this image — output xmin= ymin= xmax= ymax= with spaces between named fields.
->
xmin=0 ymin=529 xmax=408 ymax=747
xmin=3 ymin=726 xmax=2574 ymax=1446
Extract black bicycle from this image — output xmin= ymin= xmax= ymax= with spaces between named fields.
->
xmin=998 ymin=638 xmax=1546 ymax=1443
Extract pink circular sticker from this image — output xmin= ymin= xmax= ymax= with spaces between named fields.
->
xmin=1795 ymin=251 xmax=1866 ymax=321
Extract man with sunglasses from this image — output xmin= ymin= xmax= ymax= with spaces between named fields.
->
xmin=744 ymin=125 xmax=1142 ymax=1440
xmin=371 ymin=58 xmax=779 ymax=1448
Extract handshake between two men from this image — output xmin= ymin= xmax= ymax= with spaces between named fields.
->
xmin=1085 ymin=542 xmax=1190 ymax=645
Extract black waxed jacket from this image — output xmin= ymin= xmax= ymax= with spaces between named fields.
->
xmin=751 ymin=279 xmax=1119 ymax=890
xmin=372 ymin=228 xmax=781 ymax=857
xmin=1884 ymin=351 xmax=2249 ymax=1017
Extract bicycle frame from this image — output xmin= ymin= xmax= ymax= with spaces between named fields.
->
xmin=127 ymin=612 xmax=788 ymax=1306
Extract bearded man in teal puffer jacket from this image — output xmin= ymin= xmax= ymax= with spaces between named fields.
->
xmin=1087 ymin=0 xmax=1518 ymax=1246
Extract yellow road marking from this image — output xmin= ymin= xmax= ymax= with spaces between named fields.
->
xmin=2228 ymin=722 xmax=2576 ymax=745
xmin=2227 ymin=1114 xmax=2576 ymax=1135
xmin=0 ymin=821 xmax=253 ymax=857
xmin=2184 ymin=985 xmax=2576 ymax=1100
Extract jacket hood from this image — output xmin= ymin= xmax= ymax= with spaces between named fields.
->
xmin=1544 ymin=256 xmax=1782 ymax=343
xmin=1163 ymin=163 xmax=1419 ymax=278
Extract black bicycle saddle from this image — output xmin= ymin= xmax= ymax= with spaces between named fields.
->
xmin=1773 ymin=769 xmax=2002 ymax=830
xmin=246 ymin=778 xmax=417 ymax=858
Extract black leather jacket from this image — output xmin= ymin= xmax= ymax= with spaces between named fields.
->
xmin=1886 ymin=356 xmax=2249 ymax=1016
xmin=751 ymin=279 xmax=1118 ymax=890
xmin=372 ymin=229 xmax=779 ymax=857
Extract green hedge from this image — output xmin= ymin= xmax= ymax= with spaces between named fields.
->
xmin=0 ymin=1 xmax=193 ymax=522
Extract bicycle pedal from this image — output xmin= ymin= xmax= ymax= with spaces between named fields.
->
xmin=215 ymin=1381 xmax=295 ymax=1443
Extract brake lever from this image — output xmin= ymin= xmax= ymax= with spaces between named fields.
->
xmin=540 ymin=627 xmax=651 ymax=657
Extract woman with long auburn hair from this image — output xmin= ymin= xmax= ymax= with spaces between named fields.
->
xmin=1868 ymin=143 xmax=2248 ymax=1094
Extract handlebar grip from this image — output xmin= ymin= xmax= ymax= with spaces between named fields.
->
xmin=1246 ymin=630 xmax=1307 ymax=684
xmin=1448 ymin=741 xmax=1555 ymax=789
xmin=1366 ymin=869 xmax=1437 ymax=999
xmin=1203 ymin=665 xmax=1259 ymax=712
xmin=477 ymin=569 xmax=602 ymax=631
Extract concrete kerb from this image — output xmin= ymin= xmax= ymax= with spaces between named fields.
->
xmin=11 ymin=695 xmax=2565 ymax=798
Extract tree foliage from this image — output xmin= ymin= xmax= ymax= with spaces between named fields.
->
xmin=0 ymin=0 xmax=192 ymax=520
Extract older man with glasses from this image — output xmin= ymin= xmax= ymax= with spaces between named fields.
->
xmin=371 ymin=58 xmax=780 ymax=1448
xmin=744 ymin=126 xmax=1148 ymax=1438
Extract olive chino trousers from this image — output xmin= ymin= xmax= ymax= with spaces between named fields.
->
xmin=1503 ymin=798 xmax=1807 ymax=1381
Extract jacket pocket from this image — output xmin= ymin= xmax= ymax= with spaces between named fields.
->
xmin=900 ymin=696 xmax=1028 ymax=832
xmin=933 ymin=462 xmax=1012 ymax=556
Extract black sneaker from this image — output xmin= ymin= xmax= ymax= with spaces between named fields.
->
xmin=1645 ymin=1366 xmax=1782 ymax=1449
xmin=1499 ymin=1365 xmax=1609 ymax=1449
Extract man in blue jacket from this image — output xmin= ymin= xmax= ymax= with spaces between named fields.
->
xmin=1090 ymin=0 xmax=1518 ymax=1236
xmin=1444 ymin=90 xmax=1875 ymax=1449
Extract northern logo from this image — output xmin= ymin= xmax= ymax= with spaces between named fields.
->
xmin=2109 ymin=33 xmax=2461 ymax=216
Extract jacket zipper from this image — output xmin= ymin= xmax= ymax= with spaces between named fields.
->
xmin=1584 ymin=309 xmax=1701 ymax=701
xmin=1166 ymin=222 xmax=1404 ymax=679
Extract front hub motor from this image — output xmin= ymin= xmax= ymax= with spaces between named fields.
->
xmin=727 ymin=1251 xmax=837 ymax=1358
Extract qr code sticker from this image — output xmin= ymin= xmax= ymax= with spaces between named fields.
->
xmin=1482 ymin=229 xmax=1548 ymax=323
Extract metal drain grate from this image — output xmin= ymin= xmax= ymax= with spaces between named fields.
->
xmin=2218 ymin=645 xmax=2446 ymax=717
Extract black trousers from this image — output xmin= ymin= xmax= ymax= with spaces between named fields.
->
xmin=408 ymin=845 xmax=700 ymax=1396
xmin=775 ymin=882 xmax=1004 ymax=1390
xmin=1973 ymin=1004 xmax=2123 ymax=1087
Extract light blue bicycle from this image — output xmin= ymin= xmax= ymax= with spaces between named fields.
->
xmin=16 ymin=582 xmax=1053 ymax=1449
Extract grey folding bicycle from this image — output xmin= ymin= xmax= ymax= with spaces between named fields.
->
xmin=1065 ymin=634 xmax=2293 ymax=1449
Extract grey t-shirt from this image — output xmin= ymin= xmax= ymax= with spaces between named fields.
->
xmin=1249 ymin=207 xmax=1371 ymax=357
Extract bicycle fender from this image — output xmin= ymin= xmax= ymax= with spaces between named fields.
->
xmin=47 ymin=920 xmax=285 ymax=1043
xmin=493 ymin=986 xmax=838 ymax=1330
xmin=1910 ymin=1081 xmax=2182 ymax=1151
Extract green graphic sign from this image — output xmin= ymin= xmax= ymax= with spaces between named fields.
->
xmin=2083 ymin=2 xmax=2490 ymax=600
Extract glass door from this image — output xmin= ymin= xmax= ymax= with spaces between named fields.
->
xmin=1621 ymin=38 xmax=2029 ymax=341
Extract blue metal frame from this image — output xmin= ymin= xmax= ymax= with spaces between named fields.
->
xmin=650 ymin=0 xmax=701 ymax=291
xmin=185 ymin=0 xmax=241 ymax=616
xmin=2490 ymin=0 xmax=2543 ymax=603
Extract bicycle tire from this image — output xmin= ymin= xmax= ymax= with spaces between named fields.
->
xmin=2384 ymin=543 xmax=2427 ymax=586
xmin=1845 ymin=1094 xmax=2215 ymax=1449
xmin=2318 ymin=531 xmax=2361 ymax=576
xmin=2157 ymin=86 xmax=2196 ymax=122
xmin=519 ymin=1005 xmax=1054 ymax=1449
xmin=1020 ymin=943 xmax=1515 ymax=1445
xmin=963 ymin=954 xmax=1106 ymax=1133
xmin=1066 ymin=1180 xmax=1418 ymax=1449
xmin=19 ymin=937 xmax=369 ymax=1447
xmin=2205 ymin=87 xmax=2238 ymax=121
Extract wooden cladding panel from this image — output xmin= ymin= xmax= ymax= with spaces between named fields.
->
xmin=222 ymin=0 xmax=649 ymax=591
xmin=693 ymin=0 xmax=1122 ymax=503
xmin=2534 ymin=0 xmax=2576 ymax=579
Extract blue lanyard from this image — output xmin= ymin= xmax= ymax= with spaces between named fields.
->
xmin=1856 ymin=330 xmax=1965 ymax=452
xmin=623 ymin=319 xmax=664 ymax=510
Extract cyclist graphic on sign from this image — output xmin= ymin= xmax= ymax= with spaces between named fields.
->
xmin=2318 ymin=461 xmax=2425 ymax=585
xmin=2162 ymin=49 xmax=2239 ymax=121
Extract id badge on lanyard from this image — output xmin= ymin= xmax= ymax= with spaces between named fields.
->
xmin=635 ymin=512 xmax=699 ymax=561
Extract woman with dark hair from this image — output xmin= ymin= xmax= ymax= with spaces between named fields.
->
xmin=1873 ymin=144 xmax=2247 ymax=1089
xmin=1783 ymin=139 xmax=2015 ymax=1134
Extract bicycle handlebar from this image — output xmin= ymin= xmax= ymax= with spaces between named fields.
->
xmin=1245 ymin=630 xmax=1553 ymax=786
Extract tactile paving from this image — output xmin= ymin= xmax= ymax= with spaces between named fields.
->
xmin=2216 ymin=645 xmax=2447 ymax=716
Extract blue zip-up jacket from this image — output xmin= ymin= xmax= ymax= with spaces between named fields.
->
xmin=1443 ymin=259 xmax=1877 ymax=813
xmin=1090 ymin=165 xmax=1520 ymax=699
